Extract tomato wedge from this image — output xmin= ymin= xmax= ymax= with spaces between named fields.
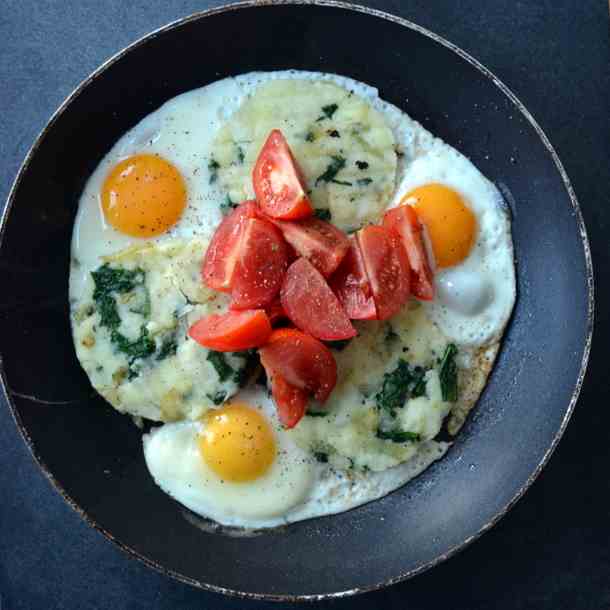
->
xmin=188 ymin=310 xmax=272 ymax=352
xmin=281 ymin=258 xmax=356 ymax=341
xmin=265 ymin=298 xmax=288 ymax=326
xmin=356 ymin=225 xmax=411 ymax=321
xmin=329 ymin=236 xmax=377 ymax=320
xmin=383 ymin=205 xmax=435 ymax=301
xmin=201 ymin=200 xmax=259 ymax=292
xmin=267 ymin=371 xmax=308 ymax=428
xmin=272 ymin=217 xmax=350 ymax=277
xmin=252 ymin=130 xmax=313 ymax=220
xmin=259 ymin=328 xmax=337 ymax=403
xmin=230 ymin=218 xmax=289 ymax=310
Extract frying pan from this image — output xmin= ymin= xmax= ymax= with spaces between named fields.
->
xmin=0 ymin=0 xmax=593 ymax=600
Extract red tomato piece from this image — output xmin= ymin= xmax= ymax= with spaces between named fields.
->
xmin=265 ymin=298 xmax=288 ymax=326
xmin=267 ymin=371 xmax=308 ymax=428
xmin=356 ymin=225 xmax=411 ymax=321
xmin=252 ymin=130 xmax=313 ymax=220
xmin=280 ymin=258 xmax=356 ymax=341
xmin=259 ymin=328 xmax=337 ymax=403
xmin=329 ymin=236 xmax=377 ymax=320
xmin=188 ymin=310 xmax=272 ymax=352
xmin=201 ymin=200 xmax=259 ymax=292
xmin=230 ymin=218 xmax=289 ymax=310
xmin=383 ymin=205 xmax=435 ymax=301
xmin=272 ymin=217 xmax=350 ymax=277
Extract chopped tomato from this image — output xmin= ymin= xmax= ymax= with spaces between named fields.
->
xmin=272 ymin=217 xmax=350 ymax=277
xmin=201 ymin=200 xmax=259 ymax=292
xmin=356 ymin=225 xmax=411 ymax=321
xmin=230 ymin=218 xmax=289 ymax=309
xmin=252 ymin=130 xmax=313 ymax=220
xmin=265 ymin=298 xmax=288 ymax=326
xmin=188 ymin=309 xmax=271 ymax=352
xmin=267 ymin=371 xmax=308 ymax=428
xmin=329 ymin=236 xmax=377 ymax=320
xmin=383 ymin=205 xmax=435 ymax=301
xmin=281 ymin=258 xmax=356 ymax=341
xmin=259 ymin=328 xmax=337 ymax=402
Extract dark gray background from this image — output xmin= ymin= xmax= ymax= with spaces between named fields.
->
xmin=1 ymin=1 xmax=608 ymax=609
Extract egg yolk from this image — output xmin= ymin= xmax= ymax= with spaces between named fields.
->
xmin=405 ymin=183 xmax=477 ymax=268
xmin=198 ymin=403 xmax=276 ymax=483
xmin=101 ymin=154 xmax=186 ymax=238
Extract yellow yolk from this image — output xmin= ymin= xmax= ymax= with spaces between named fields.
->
xmin=198 ymin=403 xmax=276 ymax=483
xmin=101 ymin=154 xmax=186 ymax=238
xmin=405 ymin=183 xmax=477 ymax=268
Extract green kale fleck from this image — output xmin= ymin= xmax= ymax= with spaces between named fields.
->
xmin=357 ymin=178 xmax=373 ymax=187
xmin=110 ymin=327 xmax=155 ymax=363
xmin=316 ymin=156 xmax=346 ymax=186
xmin=208 ymin=158 xmax=220 ymax=184
xmin=355 ymin=160 xmax=369 ymax=170
xmin=328 ymin=129 xmax=340 ymax=138
xmin=236 ymin=146 xmax=245 ymax=164
xmin=156 ymin=335 xmax=178 ymax=361
xmin=232 ymin=349 xmax=259 ymax=387
xmin=376 ymin=429 xmax=421 ymax=443
xmin=331 ymin=179 xmax=353 ymax=187
xmin=220 ymin=194 xmax=238 ymax=215
xmin=207 ymin=391 xmax=227 ymax=405
xmin=316 ymin=103 xmax=338 ymax=121
xmin=313 ymin=208 xmax=332 ymax=222
xmin=207 ymin=351 xmax=233 ymax=382
xmin=411 ymin=366 xmax=427 ymax=398
xmin=305 ymin=131 xmax=316 ymax=142
xmin=375 ymin=360 xmax=413 ymax=416
xmin=439 ymin=343 xmax=459 ymax=402
xmin=306 ymin=411 xmax=328 ymax=417
xmin=385 ymin=324 xmax=399 ymax=343
xmin=313 ymin=451 xmax=329 ymax=463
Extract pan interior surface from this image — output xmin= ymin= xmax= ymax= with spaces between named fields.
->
xmin=0 ymin=2 xmax=591 ymax=599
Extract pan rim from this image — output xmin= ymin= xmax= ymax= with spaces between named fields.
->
xmin=0 ymin=0 xmax=594 ymax=601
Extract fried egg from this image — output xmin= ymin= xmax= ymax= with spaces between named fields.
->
xmin=71 ymin=69 xmax=516 ymax=529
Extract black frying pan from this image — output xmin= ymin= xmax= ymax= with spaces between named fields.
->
xmin=0 ymin=1 xmax=593 ymax=600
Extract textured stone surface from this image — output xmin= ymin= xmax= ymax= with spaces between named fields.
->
xmin=1 ymin=1 xmax=609 ymax=608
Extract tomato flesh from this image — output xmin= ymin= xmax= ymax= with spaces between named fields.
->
xmin=259 ymin=328 xmax=337 ymax=403
xmin=383 ymin=205 xmax=435 ymax=301
xmin=281 ymin=258 xmax=356 ymax=341
xmin=188 ymin=309 xmax=272 ymax=352
xmin=201 ymin=200 xmax=259 ymax=292
xmin=265 ymin=298 xmax=288 ymax=326
xmin=252 ymin=130 xmax=313 ymax=220
xmin=272 ymin=217 xmax=350 ymax=277
xmin=230 ymin=218 xmax=289 ymax=309
xmin=356 ymin=225 xmax=411 ymax=321
xmin=329 ymin=236 xmax=377 ymax=320
xmin=267 ymin=371 xmax=308 ymax=428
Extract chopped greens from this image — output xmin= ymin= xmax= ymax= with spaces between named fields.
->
xmin=357 ymin=178 xmax=373 ymax=187
xmin=110 ymin=327 xmax=156 ymax=363
xmin=375 ymin=359 xmax=429 ymax=416
xmin=313 ymin=208 xmax=332 ymax=222
xmin=316 ymin=103 xmax=338 ymax=121
xmin=316 ymin=155 xmax=346 ymax=186
xmin=207 ymin=391 xmax=227 ymax=406
xmin=220 ymin=194 xmax=238 ymax=215
xmin=384 ymin=324 xmax=399 ymax=343
xmin=207 ymin=351 xmax=233 ymax=382
xmin=208 ymin=158 xmax=220 ymax=184
xmin=355 ymin=160 xmax=369 ymax=170
xmin=439 ymin=344 xmax=459 ymax=402
xmin=236 ymin=146 xmax=245 ymax=164
xmin=331 ymin=179 xmax=353 ymax=187
xmin=305 ymin=131 xmax=316 ymax=142
xmin=306 ymin=410 xmax=328 ymax=417
xmin=328 ymin=129 xmax=340 ymax=138
xmin=376 ymin=429 xmax=421 ymax=443
xmin=156 ymin=336 xmax=177 ymax=361
xmin=233 ymin=349 xmax=259 ymax=387
xmin=313 ymin=451 xmax=329 ymax=463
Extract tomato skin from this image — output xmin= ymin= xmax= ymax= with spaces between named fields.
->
xmin=329 ymin=236 xmax=377 ymax=320
xmin=267 ymin=371 xmax=308 ymax=428
xmin=281 ymin=258 xmax=356 ymax=341
xmin=259 ymin=328 xmax=337 ymax=402
xmin=201 ymin=200 xmax=259 ymax=292
xmin=188 ymin=310 xmax=272 ymax=352
xmin=383 ymin=205 xmax=435 ymax=301
xmin=230 ymin=218 xmax=289 ymax=310
xmin=356 ymin=225 xmax=411 ymax=321
xmin=252 ymin=130 xmax=313 ymax=220
xmin=271 ymin=217 xmax=350 ymax=277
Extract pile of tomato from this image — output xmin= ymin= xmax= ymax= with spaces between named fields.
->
xmin=189 ymin=129 xmax=434 ymax=428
